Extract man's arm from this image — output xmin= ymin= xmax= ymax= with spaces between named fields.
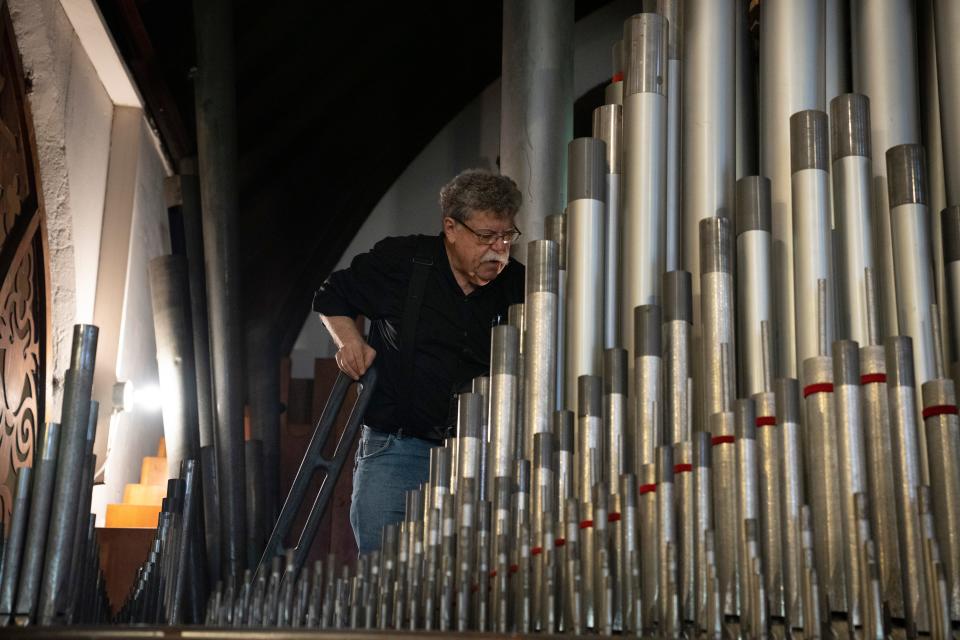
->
xmin=320 ymin=314 xmax=376 ymax=380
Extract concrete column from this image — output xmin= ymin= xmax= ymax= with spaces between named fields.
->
xmin=193 ymin=0 xmax=248 ymax=579
xmin=501 ymin=0 xmax=574 ymax=262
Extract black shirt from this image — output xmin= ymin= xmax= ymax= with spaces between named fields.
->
xmin=312 ymin=234 xmax=525 ymax=440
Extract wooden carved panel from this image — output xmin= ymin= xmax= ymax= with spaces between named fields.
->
xmin=0 ymin=4 xmax=46 ymax=527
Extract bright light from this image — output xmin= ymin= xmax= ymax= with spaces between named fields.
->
xmin=112 ymin=380 xmax=134 ymax=413
xmin=134 ymin=385 xmax=164 ymax=412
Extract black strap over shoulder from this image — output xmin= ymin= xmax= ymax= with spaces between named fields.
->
xmin=398 ymin=235 xmax=435 ymax=430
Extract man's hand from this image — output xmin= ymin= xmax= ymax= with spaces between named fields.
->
xmin=336 ymin=339 xmax=377 ymax=380
xmin=320 ymin=314 xmax=377 ymax=380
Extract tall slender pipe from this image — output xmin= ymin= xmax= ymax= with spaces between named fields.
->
xmin=149 ymin=255 xmax=201 ymax=477
xmin=634 ymin=305 xmax=662 ymax=468
xmin=657 ymin=0 xmax=682 ymax=271
xmin=775 ymin=378 xmax=805 ymax=629
xmin=656 ymin=446 xmax=676 ymax=629
xmin=565 ymin=138 xmax=606 ymax=414
xmin=621 ymin=12 xmax=667 ymax=356
xmin=736 ymin=176 xmax=774 ymax=398
xmin=887 ymin=144 xmax=936 ymax=481
xmin=753 ymin=390 xmax=783 ymax=618
xmin=851 ymin=0 xmax=921 ymax=338
xmin=577 ymin=375 xmax=602 ymax=627
xmin=592 ymin=106 xmax=622 ymax=349
xmin=709 ymin=409 xmax=738 ymax=617
xmin=523 ymin=240 xmax=558 ymax=462
xmin=920 ymin=377 xmax=960 ymax=621
xmin=683 ymin=0 xmax=734 ymax=428
xmin=193 ymin=0 xmax=248 ymax=578
xmin=734 ymin=399 xmax=760 ymax=627
xmin=825 ymin=0 xmax=851 ymax=103
xmin=831 ymin=94 xmax=877 ymax=346
xmin=933 ymin=0 xmax=960 ymax=206
xmin=760 ymin=0 xmax=824 ymax=378
xmin=13 ymin=423 xmax=60 ymax=623
xmin=472 ymin=376 xmax=491 ymax=504
xmin=488 ymin=324 xmax=519 ymax=495
xmin=919 ymin=0 xmax=950 ymax=368
xmin=638 ymin=462 xmax=658 ymax=630
xmin=734 ymin=0 xmax=757 ymax=178
xmin=833 ymin=341 xmax=869 ymax=626
xmin=0 ymin=468 xmax=31 ymax=616
xmin=802 ymin=354 xmax=846 ymax=614
xmin=692 ymin=431 xmax=712 ymax=630
xmin=791 ymin=110 xmax=835 ymax=379
xmin=606 ymin=40 xmax=624 ymax=106
xmin=662 ymin=271 xmax=691 ymax=444
xmin=546 ymin=215 xmax=567 ymax=411
xmin=699 ymin=217 xmax=735 ymax=421
xmin=944 ymin=207 xmax=960 ymax=368
xmin=859 ymin=344 xmax=903 ymax=617
xmin=885 ymin=336 xmax=930 ymax=634
xmin=508 ymin=303 xmax=526 ymax=464
xmin=38 ymin=325 xmax=98 ymax=623
xmin=176 ymin=167 xmax=219 ymax=581
xmin=603 ymin=349 xmax=628 ymax=480
xmin=673 ymin=440 xmax=695 ymax=624
xmin=501 ymin=0 xmax=573 ymax=262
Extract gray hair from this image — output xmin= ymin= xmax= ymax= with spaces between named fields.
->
xmin=439 ymin=169 xmax=522 ymax=223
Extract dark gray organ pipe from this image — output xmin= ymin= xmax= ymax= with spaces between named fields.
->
xmin=37 ymin=325 xmax=97 ymax=624
xmin=193 ymin=0 xmax=248 ymax=579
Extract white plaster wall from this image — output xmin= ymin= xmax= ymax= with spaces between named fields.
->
xmin=99 ymin=115 xmax=169 ymax=511
xmin=65 ymin=35 xmax=113 ymax=324
xmin=9 ymin=0 xmax=81 ymax=412
xmin=291 ymin=0 xmax=635 ymax=375
xmin=10 ymin=0 xmax=171 ymax=523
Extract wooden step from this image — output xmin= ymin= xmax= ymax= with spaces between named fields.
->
xmin=140 ymin=456 xmax=167 ymax=486
xmin=105 ymin=503 xmax=161 ymax=529
xmin=157 ymin=437 xmax=166 ymax=458
xmin=122 ymin=483 xmax=166 ymax=506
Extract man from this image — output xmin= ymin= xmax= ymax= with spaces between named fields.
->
xmin=313 ymin=169 xmax=525 ymax=553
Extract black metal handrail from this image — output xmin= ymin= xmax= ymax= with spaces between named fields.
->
xmin=254 ymin=367 xmax=378 ymax=579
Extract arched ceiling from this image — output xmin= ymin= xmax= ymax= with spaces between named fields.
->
xmin=96 ymin=0 xmax=614 ymax=352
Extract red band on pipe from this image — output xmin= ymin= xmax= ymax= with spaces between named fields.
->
xmin=608 ymin=512 xmax=621 ymax=522
xmin=922 ymin=404 xmax=959 ymax=419
xmin=711 ymin=435 xmax=735 ymax=446
xmin=674 ymin=463 xmax=693 ymax=474
xmin=509 ymin=564 xmax=519 ymax=574
xmin=531 ymin=546 xmax=543 ymax=556
xmin=579 ymin=519 xmax=594 ymax=529
xmin=803 ymin=383 xmax=834 ymax=398
xmin=756 ymin=416 xmax=776 ymax=427
xmin=612 ymin=71 xmax=624 ymax=82
xmin=861 ymin=373 xmax=887 ymax=385
xmin=554 ymin=538 xmax=566 ymax=547
xmin=489 ymin=570 xmax=497 ymax=578
xmin=639 ymin=482 xmax=657 ymax=495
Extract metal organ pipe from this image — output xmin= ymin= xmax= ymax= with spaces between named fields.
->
xmin=564 ymin=138 xmax=606 ymax=414
xmin=621 ymin=12 xmax=667 ymax=356
xmin=886 ymin=143 xmax=937 ymax=481
xmin=831 ymin=94 xmax=878 ymax=347
xmin=735 ymin=176 xmax=774 ymax=398
xmin=851 ymin=0 xmax=922 ymax=338
xmin=760 ymin=0 xmax=824 ymax=379
xmin=592 ymin=105 xmax=623 ymax=350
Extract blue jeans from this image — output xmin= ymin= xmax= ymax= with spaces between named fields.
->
xmin=350 ymin=426 xmax=434 ymax=553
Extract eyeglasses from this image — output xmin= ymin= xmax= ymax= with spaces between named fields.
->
xmin=453 ymin=218 xmax=522 ymax=245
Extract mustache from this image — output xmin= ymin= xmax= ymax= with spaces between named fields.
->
xmin=480 ymin=251 xmax=509 ymax=265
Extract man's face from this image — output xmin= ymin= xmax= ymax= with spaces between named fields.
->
xmin=443 ymin=209 xmax=517 ymax=287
